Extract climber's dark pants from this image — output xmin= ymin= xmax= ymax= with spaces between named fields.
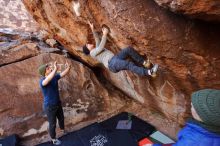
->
xmin=108 ymin=47 xmax=149 ymax=76
xmin=44 ymin=104 xmax=64 ymax=139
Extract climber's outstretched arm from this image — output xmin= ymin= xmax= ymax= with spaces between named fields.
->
xmin=90 ymin=27 xmax=109 ymax=57
xmin=88 ymin=21 xmax=100 ymax=47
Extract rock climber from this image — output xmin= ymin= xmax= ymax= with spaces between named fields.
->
xmin=82 ymin=21 xmax=159 ymax=77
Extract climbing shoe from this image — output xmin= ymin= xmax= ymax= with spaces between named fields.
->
xmin=150 ymin=64 xmax=158 ymax=78
xmin=143 ymin=58 xmax=151 ymax=68
xmin=52 ymin=139 xmax=61 ymax=145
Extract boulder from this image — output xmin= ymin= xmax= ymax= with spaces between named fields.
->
xmin=0 ymin=31 xmax=65 ymax=66
xmin=0 ymin=53 xmax=126 ymax=141
xmin=0 ymin=42 xmax=39 ymax=66
xmin=0 ymin=0 xmax=38 ymax=32
xmin=22 ymin=0 xmax=220 ymax=138
xmin=154 ymin=0 xmax=220 ymax=21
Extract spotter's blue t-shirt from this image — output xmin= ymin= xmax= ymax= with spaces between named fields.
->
xmin=40 ymin=74 xmax=61 ymax=107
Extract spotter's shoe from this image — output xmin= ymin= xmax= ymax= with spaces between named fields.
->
xmin=52 ymin=139 xmax=61 ymax=145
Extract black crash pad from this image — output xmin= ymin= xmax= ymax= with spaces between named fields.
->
xmin=37 ymin=122 xmax=137 ymax=146
xmin=0 ymin=134 xmax=20 ymax=146
xmin=37 ymin=112 xmax=155 ymax=146
xmin=100 ymin=112 xmax=156 ymax=141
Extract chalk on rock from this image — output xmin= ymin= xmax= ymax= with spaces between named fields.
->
xmin=73 ymin=1 xmax=81 ymax=17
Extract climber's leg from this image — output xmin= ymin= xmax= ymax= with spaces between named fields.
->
xmin=109 ymin=57 xmax=149 ymax=75
xmin=116 ymin=46 xmax=145 ymax=64
xmin=109 ymin=56 xmax=159 ymax=77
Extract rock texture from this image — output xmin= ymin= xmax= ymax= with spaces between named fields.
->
xmin=0 ymin=0 xmax=38 ymax=32
xmin=154 ymin=0 xmax=220 ymax=21
xmin=22 ymin=0 xmax=220 ymax=138
xmin=0 ymin=53 xmax=127 ymax=141
xmin=0 ymin=31 xmax=60 ymax=66
xmin=0 ymin=31 xmax=181 ymax=145
xmin=0 ymin=31 xmax=120 ymax=144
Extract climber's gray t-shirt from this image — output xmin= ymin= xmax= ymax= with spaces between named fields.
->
xmin=90 ymin=32 xmax=114 ymax=68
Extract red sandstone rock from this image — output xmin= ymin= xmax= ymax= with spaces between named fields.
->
xmin=19 ymin=0 xmax=220 ymax=139
xmin=0 ymin=42 xmax=39 ymax=66
xmin=154 ymin=0 xmax=220 ymax=21
xmin=0 ymin=53 xmax=126 ymax=141
xmin=0 ymin=31 xmax=62 ymax=66
xmin=0 ymin=0 xmax=38 ymax=32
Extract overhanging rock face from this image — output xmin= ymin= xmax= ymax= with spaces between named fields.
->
xmin=154 ymin=0 xmax=220 ymax=21
xmin=22 ymin=0 xmax=220 ymax=135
